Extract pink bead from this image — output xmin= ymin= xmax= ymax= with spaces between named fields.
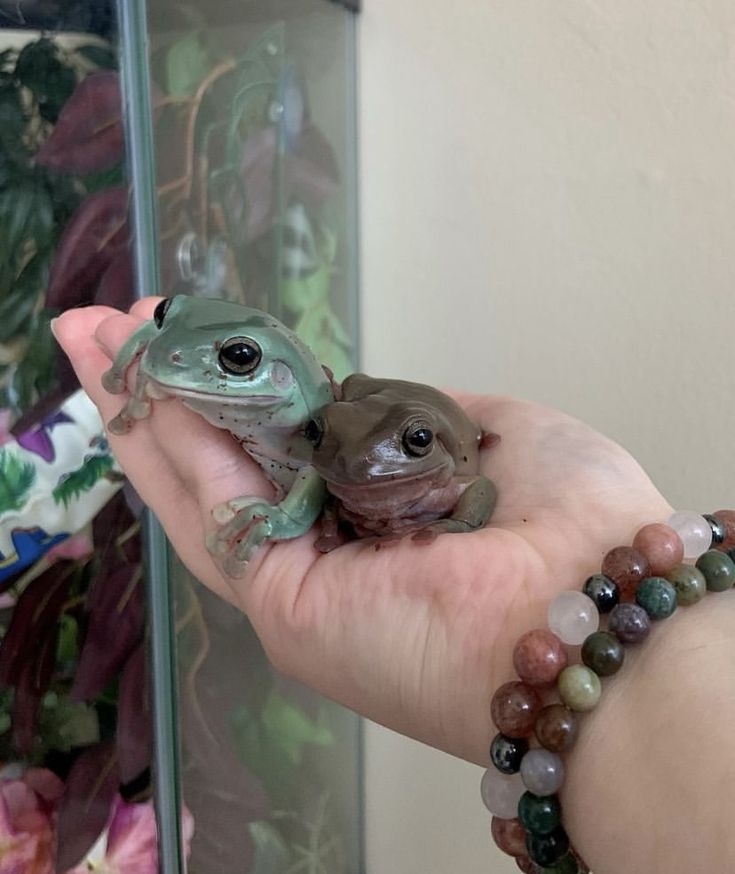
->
xmin=512 ymin=629 xmax=568 ymax=686
xmin=632 ymin=523 xmax=685 ymax=575
xmin=491 ymin=816 xmax=527 ymax=857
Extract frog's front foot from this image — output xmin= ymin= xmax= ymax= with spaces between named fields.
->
xmin=207 ymin=501 xmax=276 ymax=578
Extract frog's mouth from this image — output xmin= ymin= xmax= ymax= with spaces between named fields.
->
xmin=148 ymin=380 xmax=280 ymax=406
xmin=318 ymin=464 xmax=450 ymax=493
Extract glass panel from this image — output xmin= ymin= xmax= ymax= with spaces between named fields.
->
xmin=0 ymin=5 xmax=162 ymax=872
xmin=141 ymin=2 xmax=362 ymax=872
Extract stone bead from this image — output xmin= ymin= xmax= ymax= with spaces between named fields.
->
xmin=665 ymin=563 xmax=707 ymax=605
xmin=513 ymin=629 xmax=568 ymax=686
xmin=632 ymin=523 xmax=684 ymax=575
xmin=550 ymin=852 xmax=586 ymax=874
xmin=581 ymin=630 xmax=625 ymax=677
xmin=481 ymin=768 xmax=526 ymax=818
xmin=491 ymin=682 xmax=543 ymax=737
xmin=491 ymin=733 xmax=529 ymax=775
xmin=582 ymin=574 xmax=620 ymax=614
xmin=547 ymin=591 xmax=599 ymax=645
xmin=534 ymin=704 xmax=579 ymax=753
xmin=666 ymin=511 xmax=712 ymax=559
xmin=517 ymin=791 xmax=561 ymax=836
xmin=696 ymin=549 xmax=735 ymax=592
xmin=635 ymin=576 xmax=678 ymax=620
xmin=491 ymin=816 xmax=528 ymax=857
xmin=600 ymin=546 xmax=650 ymax=598
xmin=557 ymin=665 xmax=602 ymax=711
xmin=703 ymin=515 xmax=727 ymax=546
xmin=526 ymin=826 xmax=570 ymax=867
xmin=713 ymin=510 xmax=735 ymax=549
xmin=608 ymin=602 xmax=651 ymax=644
xmin=520 ymin=749 xmax=565 ymax=796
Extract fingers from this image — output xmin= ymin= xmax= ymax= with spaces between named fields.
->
xmin=53 ymin=303 xmax=276 ymax=598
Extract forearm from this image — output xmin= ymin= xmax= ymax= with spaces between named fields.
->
xmin=564 ymin=592 xmax=735 ymax=873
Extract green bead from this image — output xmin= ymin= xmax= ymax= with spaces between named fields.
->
xmin=541 ymin=851 xmax=582 ymax=873
xmin=635 ymin=577 xmax=677 ymax=619
xmin=558 ymin=665 xmax=601 ymax=712
xmin=695 ymin=549 xmax=735 ymax=592
xmin=581 ymin=630 xmax=624 ymax=677
xmin=665 ymin=563 xmax=707 ymax=605
xmin=518 ymin=791 xmax=561 ymax=836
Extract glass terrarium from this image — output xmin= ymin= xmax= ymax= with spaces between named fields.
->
xmin=0 ymin=1 xmax=360 ymax=872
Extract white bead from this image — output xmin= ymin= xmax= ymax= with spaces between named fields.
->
xmin=520 ymin=749 xmax=565 ymax=796
xmin=666 ymin=511 xmax=712 ymax=559
xmin=547 ymin=590 xmax=599 ymax=645
xmin=480 ymin=768 xmax=525 ymax=818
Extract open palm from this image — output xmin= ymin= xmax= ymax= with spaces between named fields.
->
xmin=54 ymin=300 xmax=672 ymax=765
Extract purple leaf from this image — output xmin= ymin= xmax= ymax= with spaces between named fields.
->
xmin=0 ymin=563 xmax=75 ymax=688
xmin=117 ymin=644 xmax=152 ymax=784
xmin=35 ymin=71 xmax=124 ymax=175
xmin=55 ymin=741 xmax=120 ymax=871
xmin=71 ymin=564 xmax=144 ymax=702
xmin=11 ymin=661 xmax=42 ymax=755
xmin=94 ymin=247 xmax=135 ymax=310
xmin=45 ymin=186 xmax=129 ymax=310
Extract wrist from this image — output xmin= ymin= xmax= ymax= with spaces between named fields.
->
xmin=565 ymin=591 xmax=735 ymax=872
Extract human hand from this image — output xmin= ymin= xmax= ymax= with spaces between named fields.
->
xmin=53 ymin=298 xmax=672 ymax=765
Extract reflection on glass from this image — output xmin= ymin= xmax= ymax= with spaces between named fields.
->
xmin=149 ymin=3 xmax=362 ymax=873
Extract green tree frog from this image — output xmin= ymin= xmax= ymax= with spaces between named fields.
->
xmin=101 ymin=295 xmax=333 ymax=577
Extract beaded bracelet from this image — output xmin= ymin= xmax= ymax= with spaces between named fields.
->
xmin=480 ymin=509 xmax=735 ymax=874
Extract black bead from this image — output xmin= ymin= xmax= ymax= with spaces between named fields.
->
xmin=704 ymin=514 xmax=726 ymax=546
xmin=582 ymin=574 xmax=620 ymax=613
xmin=490 ymin=733 xmax=528 ymax=774
xmin=526 ymin=826 xmax=570 ymax=867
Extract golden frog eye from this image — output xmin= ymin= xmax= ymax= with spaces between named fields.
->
xmin=402 ymin=424 xmax=434 ymax=457
xmin=218 ymin=337 xmax=262 ymax=375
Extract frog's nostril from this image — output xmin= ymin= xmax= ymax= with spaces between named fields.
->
xmin=169 ymin=351 xmax=182 ymax=365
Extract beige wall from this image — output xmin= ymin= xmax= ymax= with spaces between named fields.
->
xmin=358 ymin=2 xmax=735 ymax=872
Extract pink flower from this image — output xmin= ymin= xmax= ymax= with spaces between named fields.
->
xmin=0 ymin=769 xmax=64 ymax=874
xmin=65 ymin=796 xmax=194 ymax=874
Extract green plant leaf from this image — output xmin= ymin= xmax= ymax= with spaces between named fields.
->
xmin=14 ymin=37 xmax=77 ymax=124
xmin=74 ymin=44 xmax=117 ymax=71
xmin=7 ymin=311 xmax=57 ymax=414
xmin=166 ymin=31 xmax=212 ymax=96
xmin=0 ymin=450 xmax=37 ymax=514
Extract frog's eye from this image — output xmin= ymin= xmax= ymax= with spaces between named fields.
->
xmin=304 ymin=418 xmax=323 ymax=448
xmin=153 ymin=298 xmax=172 ymax=329
xmin=219 ymin=336 xmax=262 ymax=375
xmin=402 ymin=424 xmax=434 ymax=457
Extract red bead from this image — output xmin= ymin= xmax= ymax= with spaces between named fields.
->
xmin=512 ymin=629 xmax=568 ymax=686
xmin=491 ymin=681 xmax=543 ymax=737
xmin=491 ymin=816 xmax=527 ymax=857
xmin=534 ymin=703 xmax=579 ymax=752
xmin=601 ymin=546 xmax=650 ymax=598
xmin=632 ymin=523 xmax=684 ymax=575
xmin=714 ymin=510 xmax=735 ymax=550
xmin=515 ymin=856 xmax=539 ymax=873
